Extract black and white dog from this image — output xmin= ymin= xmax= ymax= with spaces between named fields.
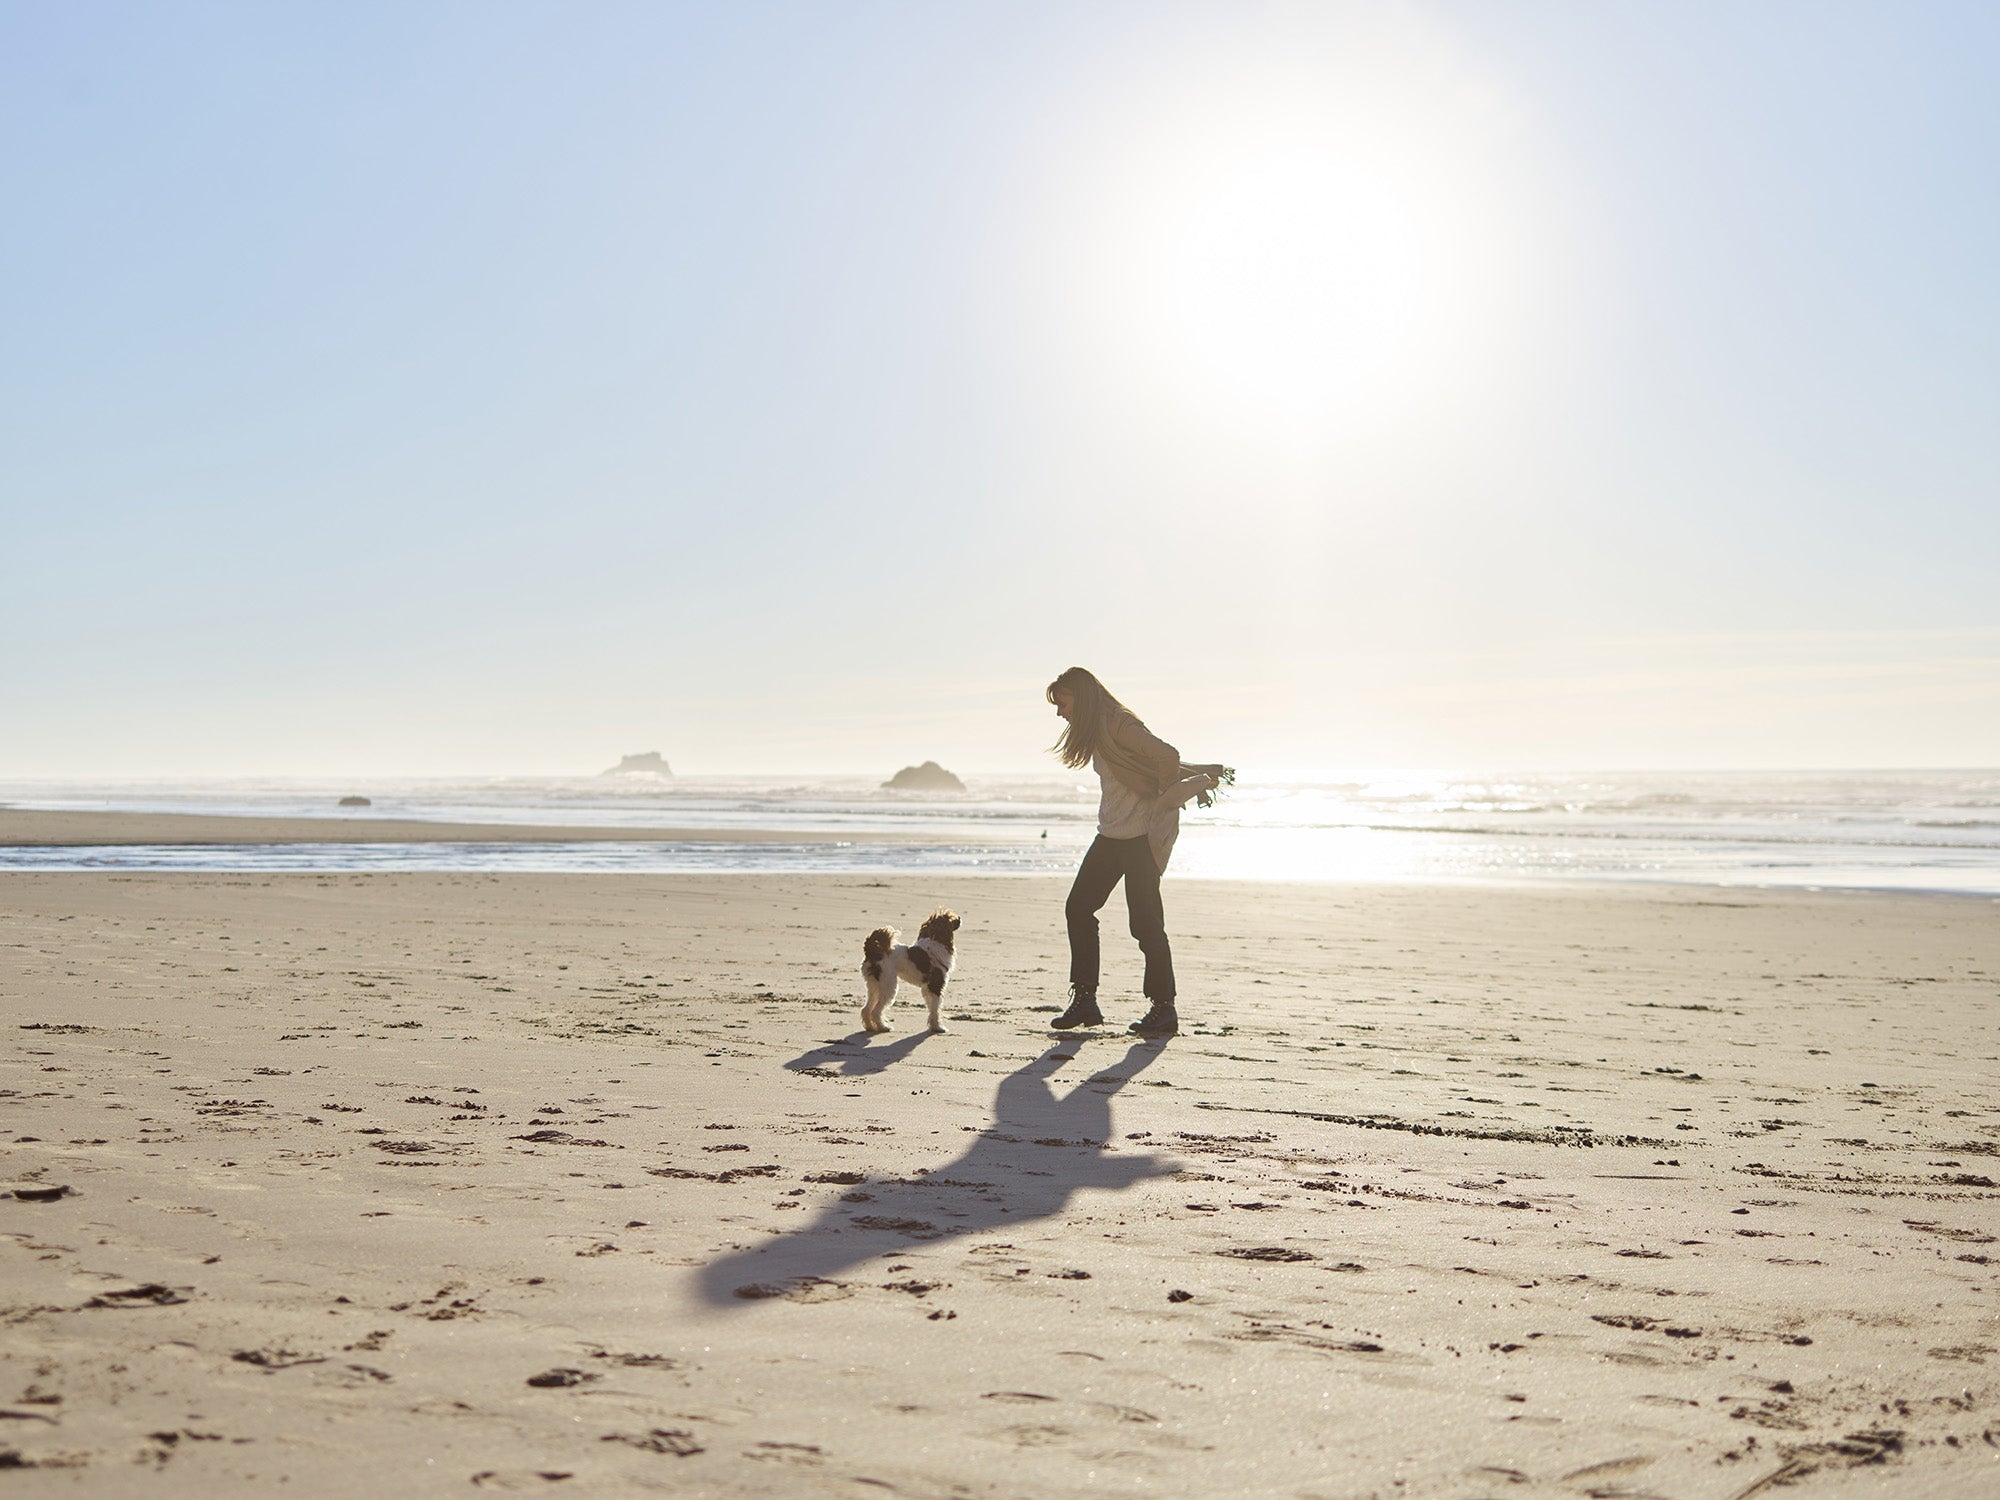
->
xmin=860 ymin=909 xmax=960 ymax=1035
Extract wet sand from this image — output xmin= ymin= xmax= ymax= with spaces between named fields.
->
xmin=3 ymin=871 xmax=1997 ymax=1496
xmin=0 ymin=808 xmax=889 ymax=847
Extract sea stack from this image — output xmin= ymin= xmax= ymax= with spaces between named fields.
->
xmin=882 ymin=760 xmax=965 ymax=792
xmin=604 ymin=752 xmax=673 ymax=776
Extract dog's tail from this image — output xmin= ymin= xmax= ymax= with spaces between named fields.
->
xmin=862 ymin=926 xmax=897 ymax=980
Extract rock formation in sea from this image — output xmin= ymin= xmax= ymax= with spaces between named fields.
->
xmin=337 ymin=795 xmax=372 ymax=807
xmin=882 ymin=760 xmax=965 ymax=792
xmin=604 ymin=752 xmax=673 ymax=776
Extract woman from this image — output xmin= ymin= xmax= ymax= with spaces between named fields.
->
xmin=1045 ymin=667 xmax=1231 ymax=1039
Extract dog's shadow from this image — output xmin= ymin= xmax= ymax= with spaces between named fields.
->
xmin=782 ymin=1030 xmax=937 ymax=1078
xmin=697 ymin=1039 xmax=1175 ymax=1307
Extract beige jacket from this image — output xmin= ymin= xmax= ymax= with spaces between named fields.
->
xmin=1096 ymin=712 xmax=1222 ymax=873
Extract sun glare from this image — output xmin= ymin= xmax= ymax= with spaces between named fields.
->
xmin=1158 ymin=142 xmax=1438 ymax=426
xmin=1052 ymin=25 xmax=1547 ymax=455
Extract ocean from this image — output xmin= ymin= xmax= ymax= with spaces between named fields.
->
xmin=3 ymin=770 xmax=1998 ymax=896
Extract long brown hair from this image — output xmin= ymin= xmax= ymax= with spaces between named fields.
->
xmin=1046 ymin=667 xmax=1141 ymax=770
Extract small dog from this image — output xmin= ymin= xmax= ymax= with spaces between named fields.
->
xmin=860 ymin=909 xmax=960 ymax=1035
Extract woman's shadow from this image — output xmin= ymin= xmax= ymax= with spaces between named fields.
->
xmin=697 ymin=1040 xmax=1176 ymax=1306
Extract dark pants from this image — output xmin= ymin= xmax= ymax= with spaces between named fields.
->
xmin=1066 ymin=834 xmax=1175 ymax=1002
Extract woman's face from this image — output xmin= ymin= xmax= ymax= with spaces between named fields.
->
xmin=1053 ymin=689 xmax=1075 ymax=722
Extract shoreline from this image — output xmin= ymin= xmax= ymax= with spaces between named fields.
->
xmin=6 ymin=805 xmax=2000 ymax=901
xmin=3 ymin=812 xmax=2000 ymax=904
xmin=0 ymin=806 xmax=908 ymax=847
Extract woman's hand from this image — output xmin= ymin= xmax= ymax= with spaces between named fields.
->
xmin=1189 ymin=765 xmax=1232 ymax=808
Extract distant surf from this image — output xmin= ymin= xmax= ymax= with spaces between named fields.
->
xmin=3 ymin=770 xmax=1996 ymax=895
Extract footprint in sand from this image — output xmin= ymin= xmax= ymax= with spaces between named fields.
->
xmin=6 ymin=1184 xmax=73 ymax=1202
xmin=1216 ymin=1246 xmax=1317 ymax=1263
xmin=743 ymin=1441 xmax=825 ymax=1466
xmin=731 ymin=1277 xmax=855 ymax=1303
xmin=1560 ymin=1455 xmax=1656 ymax=1483
xmin=470 ymin=1474 xmax=577 ymax=1490
xmin=601 ymin=1429 xmax=701 ymax=1456
xmin=230 ymin=1348 xmax=325 ymax=1370
xmin=81 ymin=1282 xmax=190 ymax=1309
xmin=524 ymin=1367 xmax=599 ymax=1388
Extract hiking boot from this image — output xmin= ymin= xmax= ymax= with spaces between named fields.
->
xmin=1129 ymin=1001 xmax=1180 ymax=1038
xmin=1050 ymin=990 xmax=1104 ymax=1029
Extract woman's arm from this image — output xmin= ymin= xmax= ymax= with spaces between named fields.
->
xmin=1105 ymin=714 xmax=1184 ymax=798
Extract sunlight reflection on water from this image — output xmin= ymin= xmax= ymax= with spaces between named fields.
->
xmin=4 ymin=770 xmax=1998 ymax=893
xmin=5 ymin=825 xmax=1997 ymax=894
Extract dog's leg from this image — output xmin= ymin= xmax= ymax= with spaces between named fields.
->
xmin=870 ymin=969 xmax=898 ymax=1033
xmin=861 ymin=972 xmax=884 ymax=1034
xmin=925 ymin=974 xmax=948 ymax=1034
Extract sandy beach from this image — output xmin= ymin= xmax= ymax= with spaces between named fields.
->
xmin=4 ymin=847 xmax=1998 ymax=1495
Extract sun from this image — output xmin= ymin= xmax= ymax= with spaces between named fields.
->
xmin=1154 ymin=142 xmax=1440 ymax=429
xmin=1052 ymin=32 xmax=1545 ymax=454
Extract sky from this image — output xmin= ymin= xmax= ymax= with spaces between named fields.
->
xmin=3 ymin=0 xmax=1995 ymax=776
